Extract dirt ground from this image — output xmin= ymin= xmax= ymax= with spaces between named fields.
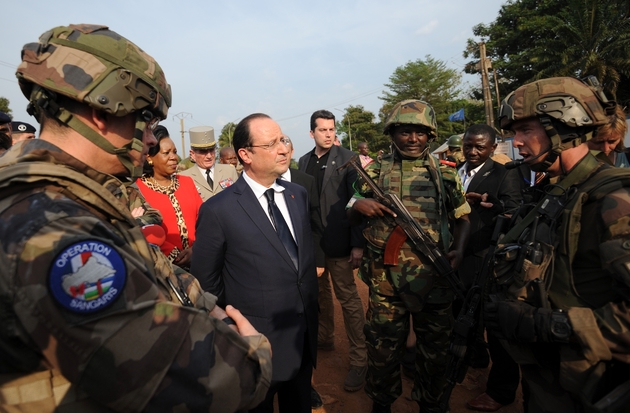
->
xmin=308 ymin=273 xmax=525 ymax=413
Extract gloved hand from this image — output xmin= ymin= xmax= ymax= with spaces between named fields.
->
xmin=481 ymin=192 xmax=504 ymax=216
xmin=484 ymin=300 xmax=571 ymax=342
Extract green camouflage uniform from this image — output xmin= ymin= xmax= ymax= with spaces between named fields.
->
xmin=354 ymin=151 xmax=469 ymax=411
xmin=490 ymin=77 xmax=630 ymax=412
xmin=0 ymin=139 xmax=272 ymax=412
xmin=491 ymin=153 xmax=630 ymax=413
xmin=126 ymin=183 xmax=163 ymax=227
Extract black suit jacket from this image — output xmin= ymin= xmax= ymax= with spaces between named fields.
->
xmin=289 ymin=168 xmax=325 ymax=267
xmin=459 ymin=158 xmax=522 ymax=286
xmin=298 ymin=145 xmax=365 ymax=258
xmin=190 ymin=177 xmax=318 ymax=381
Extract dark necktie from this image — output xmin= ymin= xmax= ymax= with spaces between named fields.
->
xmin=264 ymin=189 xmax=298 ymax=270
xmin=205 ymin=169 xmax=213 ymax=189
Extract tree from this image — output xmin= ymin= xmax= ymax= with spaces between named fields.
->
xmin=0 ymin=97 xmax=12 ymax=117
xmin=218 ymin=122 xmax=238 ymax=149
xmin=379 ymin=56 xmax=464 ymax=143
xmin=335 ymin=105 xmax=387 ymax=155
xmin=465 ymin=0 xmax=630 ymax=107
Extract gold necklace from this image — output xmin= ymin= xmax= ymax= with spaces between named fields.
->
xmin=144 ymin=175 xmax=178 ymax=193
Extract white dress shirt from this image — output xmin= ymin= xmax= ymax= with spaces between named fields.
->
xmin=458 ymin=161 xmax=486 ymax=192
xmin=241 ymin=171 xmax=296 ymax=241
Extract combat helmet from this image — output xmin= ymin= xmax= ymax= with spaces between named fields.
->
xmin=16 ymin=24 xmax=172 ymax=178
xmin=498 ymin=76 xmax=615 ymax=171
xmin=447 ymin=135 xmax=462 ymax=148
xmin=384 ymin=99 xmax=438 ymax=141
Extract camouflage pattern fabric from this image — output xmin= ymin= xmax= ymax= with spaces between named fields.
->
xmin=494 ymin=153 xmax=630 ymax=412
xmin=16 ymin=24 xmax=171 ymax=119
xmin=361 ymin=246 xmax=453 ymax=411
xmin=383 ymin=100 xmax=438 ymax=139
xmin=126 ymin=183 xmax=163 ymax=227
xmin=0 ymin=139 xmax=271 ymax=412
xmin=354 ymin=152 xmax=466 ymax=410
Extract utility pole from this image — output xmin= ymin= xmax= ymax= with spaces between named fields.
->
xmin=172 ymin=112 xmax=192 ymax=154
xmin=477 ymin=43 xmax=495 ymax=127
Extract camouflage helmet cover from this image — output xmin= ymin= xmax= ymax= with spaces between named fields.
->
xmin=498 ymin=77 xmax=609 ymax=131
xmin=384 ymin=99 xmax=438 ymax=139
xmin=447 ymin=134 xmax=462 ymax=148
xmin=16 ymin=24 xmax=171 ymax=119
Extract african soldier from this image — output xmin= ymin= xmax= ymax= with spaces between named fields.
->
xmin=445 ymin=134 xmax=465 ymax=168
xmin=485 ymin=77 xmax=630 ymax=412
xmin=347 ymin=99 xmax=471 ymax=413
xmin=0 ymin=24 xmax=271 ymax=412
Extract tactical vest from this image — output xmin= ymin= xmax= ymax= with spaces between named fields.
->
xmin=495 ymin=153 xmax=628 ymax=309
xmin=494 ymin=152 xmax=630 ymax=406
xmin=364 ymin=155 xmax=446 ymax=250
xmin=0 ymin=158 xmax=210 ymax=411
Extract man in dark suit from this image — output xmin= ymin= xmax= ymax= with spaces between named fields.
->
xmin=280 ymin=138 xmax=325 ymax=409
xmin=191 ymin=113 xmax=318 ymax=413
xmin=457 ymin=124 xmax=522 ymax=412
xmin=298 ymin=110 xmax=367 ymax=392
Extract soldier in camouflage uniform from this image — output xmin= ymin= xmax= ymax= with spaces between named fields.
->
xmin=347 ymin=100 xmax=471 ymax=413
xmin=445 ymin=135 xmax=465 ymax=168
xmin=485 ymin=77 xmax=630 ymax=412
xmin=0 ymin=24 xmax=271 ymax=412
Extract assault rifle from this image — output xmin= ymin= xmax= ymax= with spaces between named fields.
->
xmin=342 ymin=156 xmax=465 ymax=301
xmin=439 ymin=215 xmax=509 ymax=413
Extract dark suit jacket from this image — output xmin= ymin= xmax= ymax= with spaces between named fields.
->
xmin=459 ymin=158 xmax=522 ymax=286
xmin=298 ymin=145 xmax=365 ymax=258
xmin=289 ymin=168 xmax=325 ymax=267
xmin=190 ymin=177 xmax=318 ymax=381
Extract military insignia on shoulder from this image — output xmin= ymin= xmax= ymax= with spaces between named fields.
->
xmin=219 ymin=178 xmax=234 ymax=189
xmin=49 ymin=240 xmax=126 ymax=313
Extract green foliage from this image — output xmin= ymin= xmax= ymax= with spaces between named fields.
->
xmin=379 ymin=55 xmax=465 ymax=142
xmin=0 ymin=97 xmax=12 ymax=117
xmin=335 ymin=105 xmax=387 ymax=155
xmin=465 ymin=0 xmax=630 ymax=107
xmin=218 ymin=122 xmax=238 ymax=149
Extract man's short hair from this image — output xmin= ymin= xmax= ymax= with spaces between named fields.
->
xmin=310 ymin=110 xmax=335 ymax=131
xmin=464 ymin=124 xmax=497 ymax=143
xmin=233 ymin=113 xmax=271 ymax=164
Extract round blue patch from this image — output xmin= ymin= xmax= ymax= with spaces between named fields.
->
xmin=49 ymin=240 xmax=126 ymax=314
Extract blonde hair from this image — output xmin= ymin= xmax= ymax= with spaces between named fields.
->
xmin=594 ymin=105 xmax=628 ymax=150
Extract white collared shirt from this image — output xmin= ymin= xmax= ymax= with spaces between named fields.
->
xmin=197 ymin=164 xmax=215 ymax=184
xmin=280 ymin=168 xmax=292 ymax=182
xmin=241 ymin=171 xmax=296 ymax=241
xmin=458 ymin=161 xmax=486 ymax=192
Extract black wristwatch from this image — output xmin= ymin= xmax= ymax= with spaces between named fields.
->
xmin=550 ymin=310 xmax=572 ymax=341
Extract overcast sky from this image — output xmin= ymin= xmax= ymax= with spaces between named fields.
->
xmin=1 ymin=0 xmax=506 ymax=158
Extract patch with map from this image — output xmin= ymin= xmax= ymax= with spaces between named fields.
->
xmin=49 ymin=240 xmax=126 ymax=313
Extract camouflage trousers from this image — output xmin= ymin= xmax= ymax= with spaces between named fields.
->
xmin=360 ymin=246 xmax=453 ymax=412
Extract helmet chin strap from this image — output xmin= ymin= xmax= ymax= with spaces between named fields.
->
xmin=30 ymin=86 xmax=146 ymax=179
xmin=391 ymin=141 xmax=429 ymax=159
xmin=530 ymin=116 xmax=593 ymax=173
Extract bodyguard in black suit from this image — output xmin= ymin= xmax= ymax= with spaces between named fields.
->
xmin=191 ymin=114 xmax=318 ymax=413
xmin=298 ymin=110 xmax=368 ymax=392
xmin=458 ymin=124 xmax=522 ymax=412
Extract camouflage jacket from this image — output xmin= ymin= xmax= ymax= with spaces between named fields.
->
xmin=353 ymin=151 xmax=469 ymax=252
xmin=496 ymin=152 xmax=630 ymax=399
xmin=0 ymin=140 xmax=271 ymax=412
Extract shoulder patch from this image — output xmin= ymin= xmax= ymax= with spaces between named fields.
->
xmin=49 ymin=240 xmax=126 ymax=313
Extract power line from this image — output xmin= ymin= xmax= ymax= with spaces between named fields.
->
xmin=277 ymin=87 xmax=382 ymax=122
